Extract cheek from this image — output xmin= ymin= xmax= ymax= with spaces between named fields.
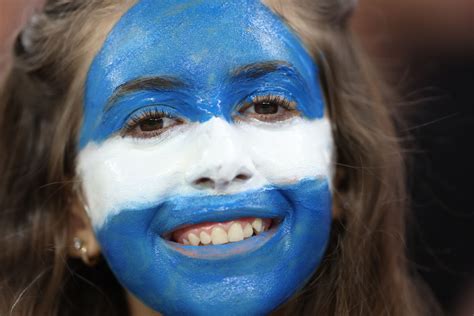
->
xmin=239 ymin=118 xmax=334 ymax=183
xmin=76 ymin=126 xmax=200 ymax=228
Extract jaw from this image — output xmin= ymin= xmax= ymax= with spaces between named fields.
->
xmin=95 ymin=179 xmax=332 ymax=315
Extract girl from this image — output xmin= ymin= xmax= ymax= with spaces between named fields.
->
xmin=0 ymin=0 xmax=435 ymax=315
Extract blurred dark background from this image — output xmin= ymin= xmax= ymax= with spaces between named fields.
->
xmin=353 ymin=1 xmax=474 ymax=314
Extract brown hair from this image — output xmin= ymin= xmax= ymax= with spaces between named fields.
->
xmin=0 ymin=0 xmax=436 ymax=315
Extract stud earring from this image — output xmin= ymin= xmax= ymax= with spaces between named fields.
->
xmin=73 ymin=237 xmax=97 ymax=266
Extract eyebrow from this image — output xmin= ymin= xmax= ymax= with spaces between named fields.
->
xmin=231 ymin=60 xmax=294 ymax=80
xmin=106 ymin=76 xmax=186 ymax=110
xmin=105 ymin=60 xmax=299 ymax=111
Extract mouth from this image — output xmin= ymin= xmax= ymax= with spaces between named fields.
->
xmin=163 ymin=217 xmax=278 ymax=246
xmin=151 ymin=188 xmax=292 ymax=257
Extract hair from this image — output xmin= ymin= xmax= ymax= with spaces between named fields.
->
xmin=0 ymin=0 xmax=437 ymax=315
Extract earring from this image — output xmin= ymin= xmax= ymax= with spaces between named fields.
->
xmin=73 ymin=237 xmax=97 ymax=266
xmin=83 ymin=204 xmax=91 ymax=214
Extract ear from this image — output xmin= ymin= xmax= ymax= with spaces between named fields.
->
xmin=68 ymin=198 xmax=101 ymax=265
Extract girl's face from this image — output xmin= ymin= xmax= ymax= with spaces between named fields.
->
xmin=78 ymin=0 xmax=334 ymax=314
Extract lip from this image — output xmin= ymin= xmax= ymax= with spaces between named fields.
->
xmin=149 ymin=186 xmax=293 ymax=258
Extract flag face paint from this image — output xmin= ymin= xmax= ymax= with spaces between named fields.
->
xmin=78 ymin=1 xmax=334 ymax=314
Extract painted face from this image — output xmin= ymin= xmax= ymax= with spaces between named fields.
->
xmin=78 ymin=0 xmax=334 ymax=315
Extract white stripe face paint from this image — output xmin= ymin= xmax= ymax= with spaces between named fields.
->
xmin=77 ymin=117 xmax=334 ymax=228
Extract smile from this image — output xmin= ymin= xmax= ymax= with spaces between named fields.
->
xmin=147 ymin=187 xmax=292 ymax=258
xmin=164 ymin=217 xmax=276 ymax=246
xmin=161 ymin=216 xmax=285 ymax=260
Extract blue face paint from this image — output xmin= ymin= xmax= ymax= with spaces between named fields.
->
xmin=97 ymin=179 xmax=331 ymax=315
xmin=80 ymin=0 xmax=325 ymax=148
xmin=80 ymin=0 xmax=333 ymax=314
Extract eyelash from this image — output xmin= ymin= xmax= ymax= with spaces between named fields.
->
xmin=122 ymin=95 xmax=298 ymax=139
xmin=122 ymin=109 xmax=184 ymax=139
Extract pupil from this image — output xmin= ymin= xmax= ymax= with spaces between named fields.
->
xmin=140 ymin=118 xmax=164 ymax=132
xmin=255 ymin=102 xmax=278 ymax=114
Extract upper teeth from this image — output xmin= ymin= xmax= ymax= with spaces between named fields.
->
xmin=180 ymin=218 xmax=269 ymax=246
xmin=252 ymin=218 xmax=263 ymax=233
xmin=243 ymin=223 xmax=253 ymax=238
xmin=199 ymin=231 xmax=212 ymax=245
xmin=228 ymin=222 xmax=244 ymax=242
xmin=211 ymin=227 xmax=228 ymax=245
xmin=188 ymin=233 xmax=200 ymax=246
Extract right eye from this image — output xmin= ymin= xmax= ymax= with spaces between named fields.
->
xmin=123 ymin=110 xmax=184 ymax=139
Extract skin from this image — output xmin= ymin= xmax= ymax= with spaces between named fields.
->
xmin=74 ymin=0 xmax=334 ymax=315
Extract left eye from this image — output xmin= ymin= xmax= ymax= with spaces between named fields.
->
xmin=237 ymin=95 xmax=299 ymax=122
xmin=123 ymin=110 xmax=183 ymax=139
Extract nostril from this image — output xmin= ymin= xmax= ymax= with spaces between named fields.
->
xmin=191 ymin=171 xmax=253 ymax=191
xmin=193 ymin=177 xmax=215 ymax=189
xmin=235 ymin=173 xmax=251 ymax=181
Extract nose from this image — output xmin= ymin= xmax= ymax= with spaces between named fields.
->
xmin=186 ymin=119 xmax=255 ymax=192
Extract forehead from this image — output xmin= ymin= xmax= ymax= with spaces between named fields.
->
xmin=85 ymin=0 xmax=317 ymax=109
